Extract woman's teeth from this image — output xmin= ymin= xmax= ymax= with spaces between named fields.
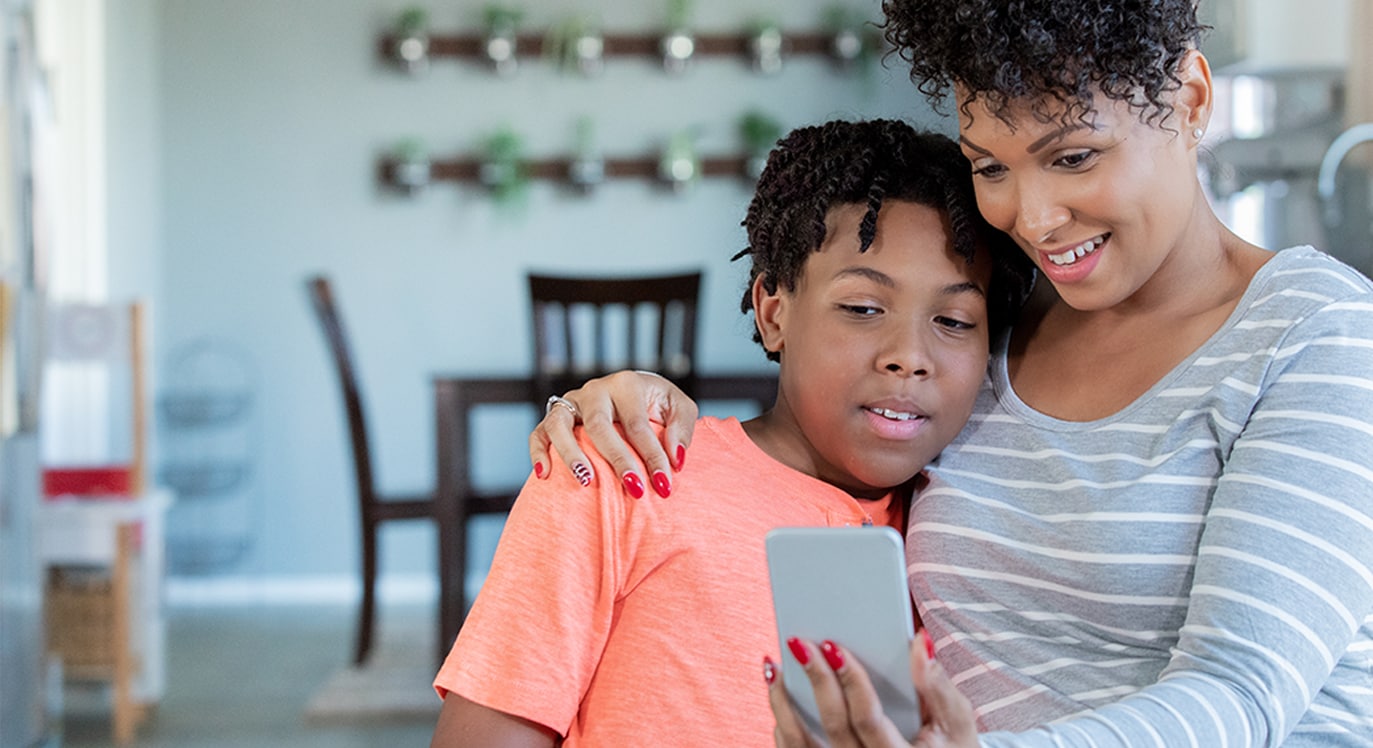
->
xmin=868 ymin=407 xmax=921 ymax=422
xmin=1047 ymin=235 xmax=1105 ymax=266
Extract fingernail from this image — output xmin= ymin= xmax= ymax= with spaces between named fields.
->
xmin=622 ymin=472 xmax=645 ymax=499
xmin=534 ymin=462 xmax=544 ymax=478
xmin=820 ymin=640 xmax=844 ymax=671
xmin=786 ymin=637 xmax=810 ymax=666
xmin=675 ymin=444 xmax=687 ymax=470
xmin=763 ymin=656 xmax=777 ymax=685
xmin=651 ymin=470 xmax=671 ymax=498
xmin=921 ymin=628 xmax=935 ymax=660
xmin=572 ymin=463 xmax=593 ymax=487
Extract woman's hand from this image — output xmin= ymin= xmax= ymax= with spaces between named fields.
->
xmin=768 ymin=634 xmax=978 ymax=748
xmin=528 ymin=370 xmax=700 ymax=497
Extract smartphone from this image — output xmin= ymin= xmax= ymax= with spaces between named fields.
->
xmin=765 ymin=526 xmax=920 ymax=741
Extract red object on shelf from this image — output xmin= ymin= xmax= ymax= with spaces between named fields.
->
xmin=42 ymin=466 xmax=135 ymax=499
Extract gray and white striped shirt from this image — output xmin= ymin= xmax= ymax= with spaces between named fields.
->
xmin=914 ymin=246 xmax=1373 ymax=746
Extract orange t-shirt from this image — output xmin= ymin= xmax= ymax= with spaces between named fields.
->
xmin=433 ymin=416 xmax=908 ymax=747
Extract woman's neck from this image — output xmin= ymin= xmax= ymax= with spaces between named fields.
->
xmin=1007 ymin=212 xmax=1272 ymax=421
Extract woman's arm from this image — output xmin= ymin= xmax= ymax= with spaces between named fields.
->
xmin=529 ymin=370 xmax=700 ymax=498
xmin=430 ymin=694 xmax=559 ymax=748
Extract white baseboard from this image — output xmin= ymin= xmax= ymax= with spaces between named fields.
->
xmin=165 ymin=572 xmax=487 ymax=607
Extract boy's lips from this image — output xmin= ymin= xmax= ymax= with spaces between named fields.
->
xmin=862 ymin=403 xmax=929 ymax=440
xmin=865 ymin=405 xmax=925 ymax=422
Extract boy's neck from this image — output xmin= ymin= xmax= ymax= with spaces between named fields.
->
xmin=740 ymin=413 xmax=916 ymax=502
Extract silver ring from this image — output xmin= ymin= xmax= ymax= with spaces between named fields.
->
xmin=545 ymin=394 xmax=580 ymax=419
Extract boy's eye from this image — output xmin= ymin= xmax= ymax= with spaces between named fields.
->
xmin=934 ymin=315 xmax=975 ymax=330
xmin=839 ymin=304 xmax=881 ymax=317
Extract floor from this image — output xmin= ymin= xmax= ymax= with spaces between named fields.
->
xmin=58 ymin=603 xmax=439 ymax=748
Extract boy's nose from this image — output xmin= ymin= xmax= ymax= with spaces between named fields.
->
xmin=880 ymin=327 xmax=932 ymax=378
xmin=885 ymin=360 xmax=929 ymax=377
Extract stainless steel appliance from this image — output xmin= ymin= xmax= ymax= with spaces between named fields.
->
xmin=1203 ymin=64 xmax=1373 ymax=276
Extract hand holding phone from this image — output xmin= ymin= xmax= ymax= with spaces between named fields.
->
xmin=765 ymin=526 xmax=921 ymax=741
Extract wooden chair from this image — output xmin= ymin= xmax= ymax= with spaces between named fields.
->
xmin=306 ymin=275 xmax=436 ymax=666
xmin=527 ymin=271 xmax=702 ymax=398
xmin=430 ymin=271 xmax=706 ymax=659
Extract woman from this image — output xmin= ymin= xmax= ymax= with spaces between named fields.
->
xmin=528 ymin=1 xmax=1373 ymax=745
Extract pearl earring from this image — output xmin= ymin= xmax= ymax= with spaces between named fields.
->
xmin=1193 ymin=127 xmax=1204 ymax=139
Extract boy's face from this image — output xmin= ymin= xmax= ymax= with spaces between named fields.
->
xmin=753 ymin=200 xmax=991 ymax=498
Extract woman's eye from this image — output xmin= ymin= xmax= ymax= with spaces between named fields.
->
xmin=1054 ymin=150 xmax=1095 ymax=169
xmin=934 ymin=315 xmax=975 ymax=330
xmin=970 ymin=163 xmax=1006 ymax=179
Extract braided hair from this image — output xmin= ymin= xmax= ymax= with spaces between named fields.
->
xmin=882 ymin=0 xmax=1207 ymax=129
xmin=735 ymin=119 xmax=1034 ymax=362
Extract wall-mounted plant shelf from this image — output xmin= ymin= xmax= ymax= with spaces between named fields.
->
xmin=381 ymin=30 xmax=862 ymax=59
xmin=379 ymin=26 xmax=883 ymax=75
xmin=379 ymin=153 xmax=759 ymax=195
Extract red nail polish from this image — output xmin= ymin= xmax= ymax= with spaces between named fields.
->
xmin=763 ymin=656 xmax=777 ymax=685
xmin=675 ymin=444 xmax=687 ymax=470
xmin=572 ymin=463 xmax=593 ymax=487
xmin=786 ymin=637 xmax=810 ymax=666
xmin=622 ymin=472 xmax=645 ymax=499
xmin=921 ymin=628 xmax=935 ymax=660
xmin=651 ymin=471 xmax=671 ymax=498
xmin=534 ymin=462 xmax=544 ymax=478
xmin=820 ymin=640 xmax=845 ymax=671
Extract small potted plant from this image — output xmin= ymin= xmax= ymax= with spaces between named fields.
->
xmin=391 ymin=137 xmax=431 ymax=195
xmin=567 ymin=116 xmax=605 ymax=194
xmin=658 ymin=127 xmax=702 ymax=194
xmin=546 ymin=14 xmax=604 ymax=77
xmin=482 ymin=4 xmax=523 ymax=76
xmin=392 ymin=6 xmax=430 ymax=75
xmin=479 ymin=126 xmax=528 ymax=206
xmin=747 ymin=17 xmax=784 ymax=75
xmin=739 ymin=110 xmax=783 ymax=182
xmin=823 ymin=4 xmax=876 ymax=70
xmin=660 ymin=0 xmax=695 ymax=75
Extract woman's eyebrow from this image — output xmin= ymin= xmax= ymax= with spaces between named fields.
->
xmin=961 ymin=125 xmax=1095 ymax=157
xmin=959 ymin=136 xmax=991 ymax=156
xmin=1027 ymin=124 xmax=1093 ymax=154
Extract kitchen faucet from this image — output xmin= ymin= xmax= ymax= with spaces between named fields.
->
xmin=1317 ymin=122 xmax=1373 ymax=226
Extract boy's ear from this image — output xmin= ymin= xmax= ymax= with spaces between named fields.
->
xmin=752 ymin=274 xmax=787 ymax=354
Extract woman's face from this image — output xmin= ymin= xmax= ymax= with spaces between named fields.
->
xmin=956 ymin=91 xmax=1205 ymax=312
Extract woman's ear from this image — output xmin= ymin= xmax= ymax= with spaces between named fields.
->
xmin=752 ymin=274 xmax=787 ymax=354
xmin=1175 ymin=48 xmax=1214 ymax=144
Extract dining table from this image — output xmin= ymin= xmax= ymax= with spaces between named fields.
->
xmin=430 ymin=371 xmax=778 ymax=663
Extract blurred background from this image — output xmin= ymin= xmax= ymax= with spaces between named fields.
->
xmin=1 ymin=0 xmax=1368 ymax=745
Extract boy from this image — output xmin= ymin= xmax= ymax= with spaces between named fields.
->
xmin=430 ymin=119 xmax=1030 ymax=747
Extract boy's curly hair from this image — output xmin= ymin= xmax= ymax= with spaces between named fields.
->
xmin=735 ymin=119 xmax=1034 ymax=362
xmin=882 ymin=0 xmax=1207 ymax=128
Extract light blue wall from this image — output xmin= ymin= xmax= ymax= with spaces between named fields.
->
xmin=118 ymin=0 xmax=948 ymax=588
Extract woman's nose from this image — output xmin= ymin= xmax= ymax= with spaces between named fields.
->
xmin=1014 ymin=183 xmax=1071 ymax=244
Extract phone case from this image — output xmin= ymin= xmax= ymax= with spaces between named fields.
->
xmin=765 ymin=525 xmax=920 ymax=740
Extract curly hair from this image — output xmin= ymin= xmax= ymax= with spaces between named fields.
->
xmin=881 ymin=0 xmax=1207 ymax=128
xmin=735 ymin=119 xmax=1034 ymax=362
